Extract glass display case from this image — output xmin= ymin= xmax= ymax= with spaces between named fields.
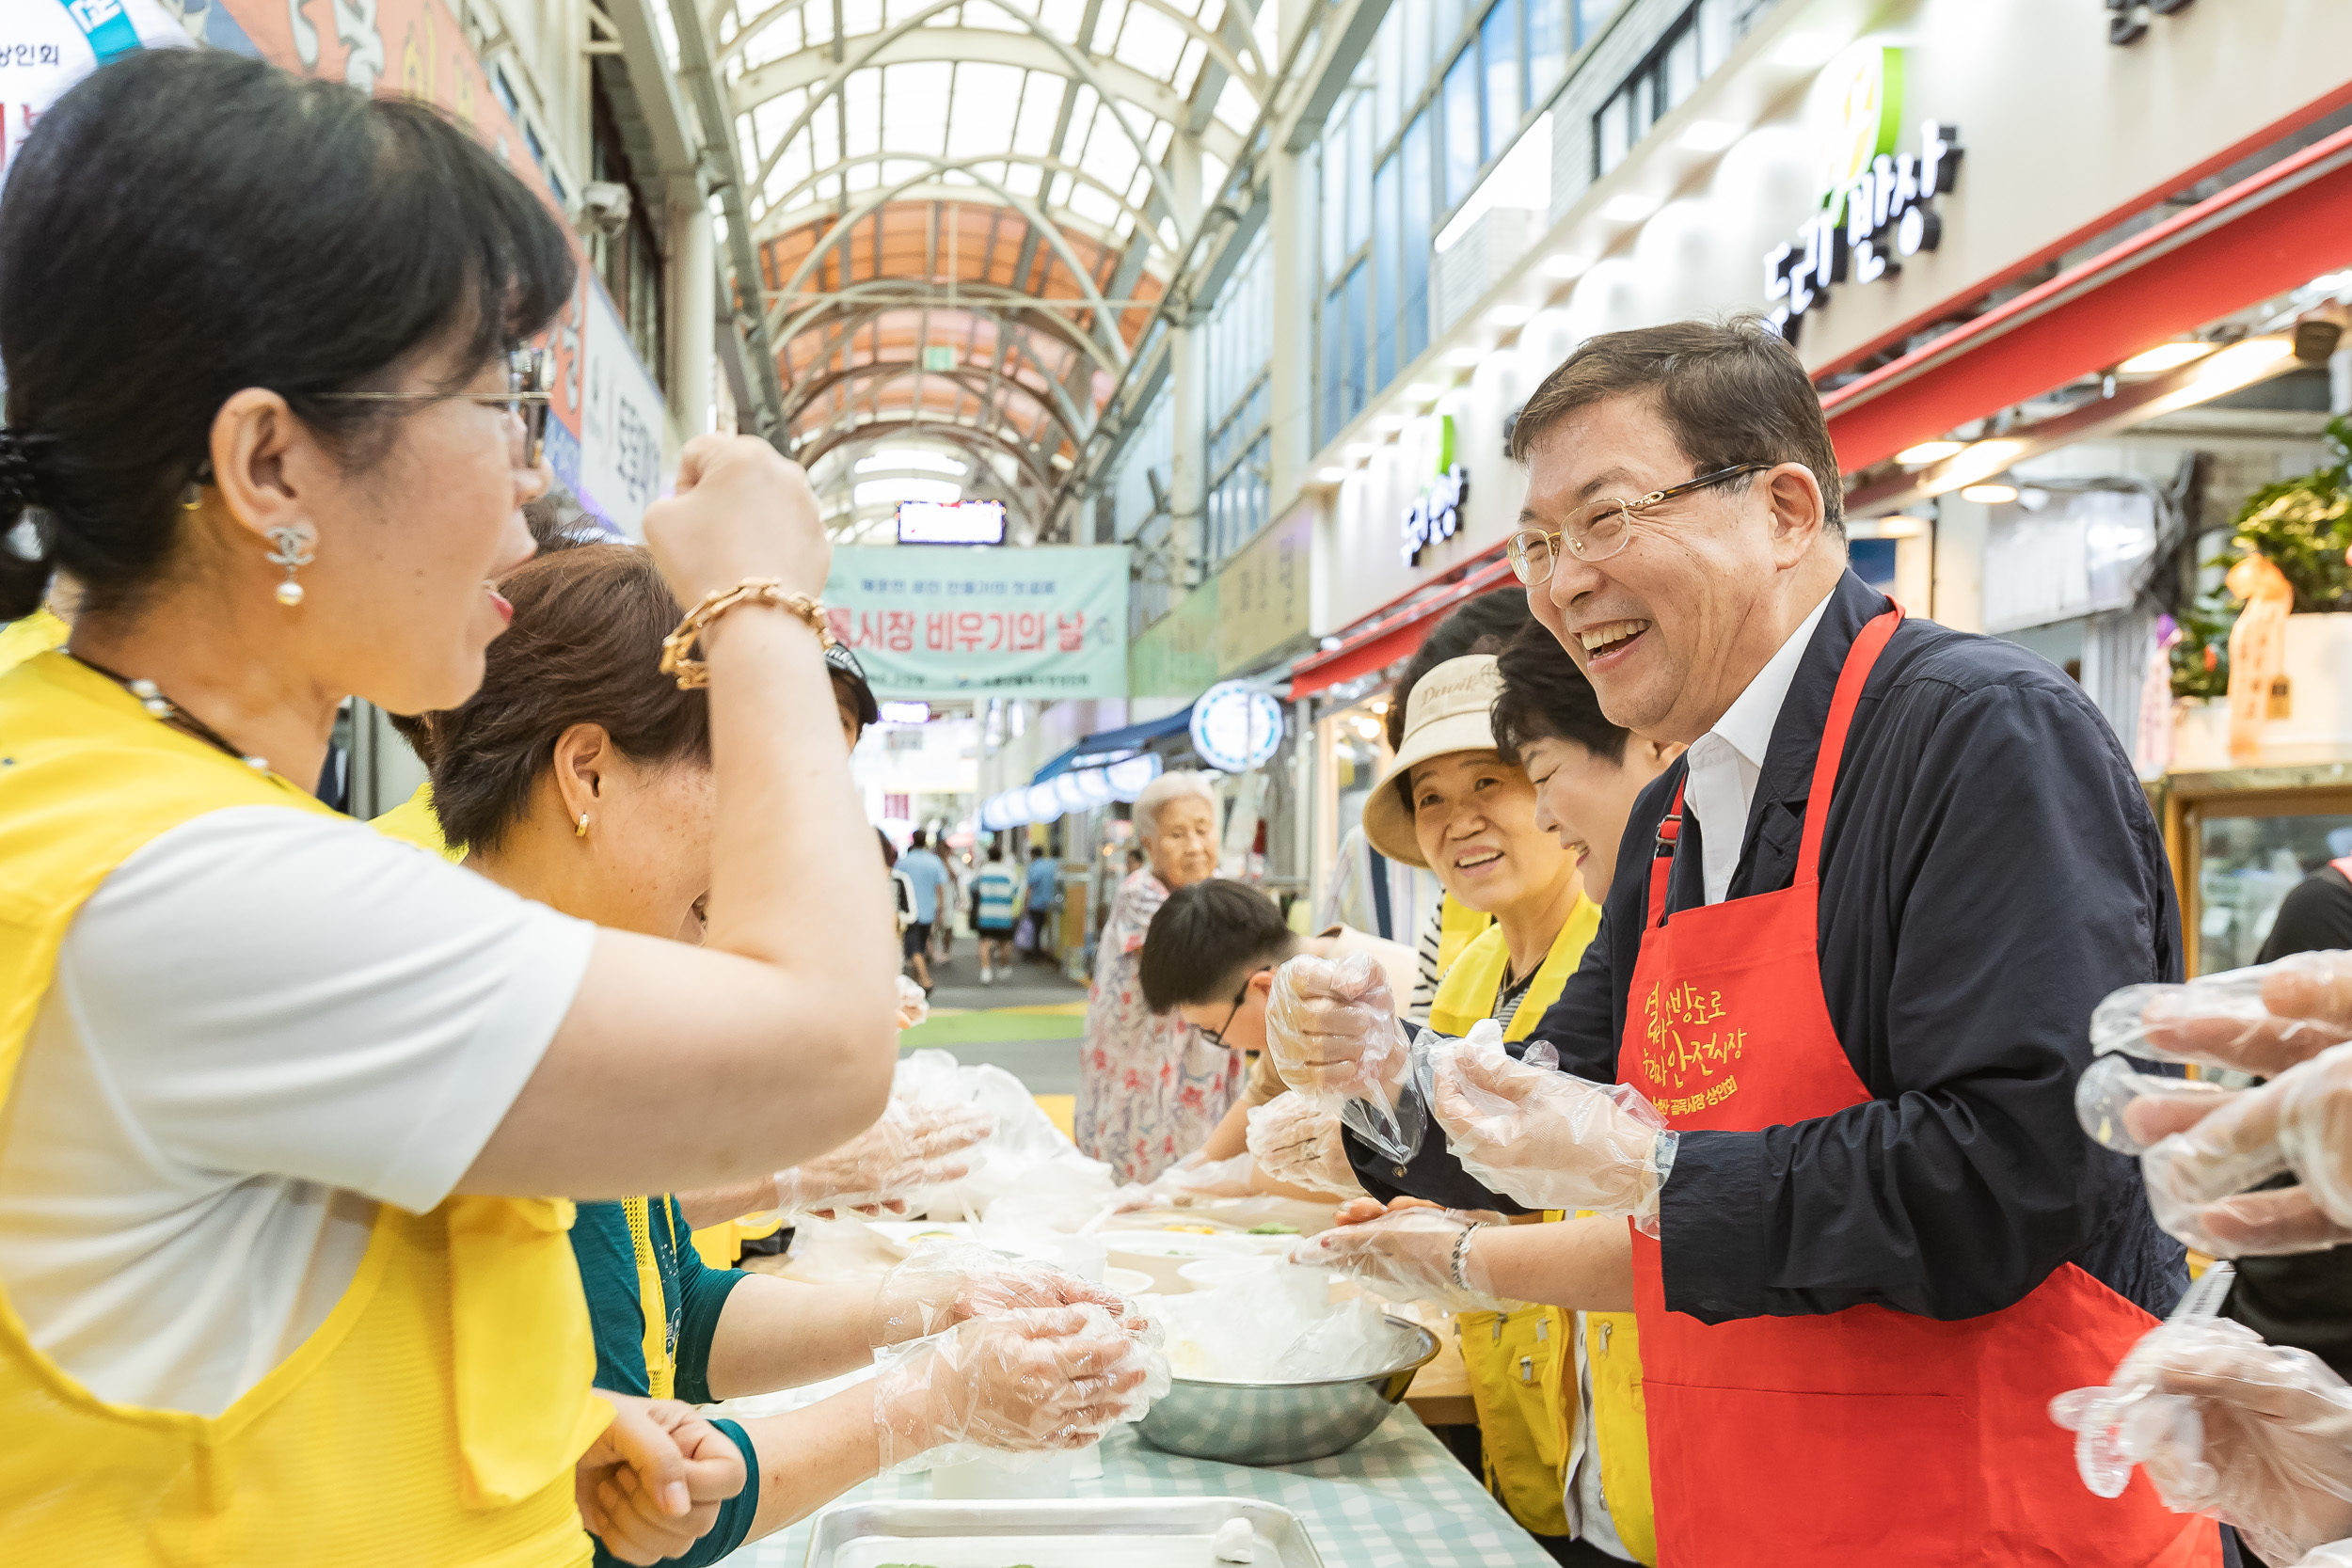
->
xmin=2157 ymin=763 xmax=2352 ymax=974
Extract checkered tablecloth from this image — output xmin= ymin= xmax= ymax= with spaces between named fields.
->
xmin=725 ymin=1409 xmax=1554 ymax=1568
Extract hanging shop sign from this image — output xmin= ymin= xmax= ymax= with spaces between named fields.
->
xmin=1189 ymin=680 xmax=1285 ymax=773
xmin=1401 ymin=415 xmax=1471 ymax=568
xmin=824 ymin=544 xmax=1130 ymax=700
xmin=569 ymin=277 xmax=667 ymax=535
xmin=1218 ymin=503 xmax=1311 ymax=674
xmin=1763 ymin=43 xmax=1964 ymax=345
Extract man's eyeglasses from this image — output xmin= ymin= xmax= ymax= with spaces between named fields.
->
xmin=316 ymin=346 xmax=552 ymax=468
xmin=1200 ymin=965 xmax=1274 ymax=1048
xmin=1505 ymin=462 xmax=1773 ymax=584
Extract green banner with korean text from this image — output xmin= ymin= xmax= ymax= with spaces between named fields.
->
xmin=824 ymin=545 xmax=1130 ymax=700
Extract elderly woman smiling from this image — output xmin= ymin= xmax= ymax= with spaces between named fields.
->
xmin=1076 ymin=769 xmax=1235 ymax=1182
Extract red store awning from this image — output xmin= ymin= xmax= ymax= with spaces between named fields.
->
xmin=1821 ymin=121 xmax=2352 ymax=475
xmin=1289 ymin=549 xmax=1518 ymax=700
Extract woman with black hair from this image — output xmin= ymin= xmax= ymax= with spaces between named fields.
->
xmin=0 ymin=51 xmax=900 ymax=1563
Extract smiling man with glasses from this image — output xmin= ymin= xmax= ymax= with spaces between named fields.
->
xmin=1275 ymin=318 xmax=2214 ymax=1565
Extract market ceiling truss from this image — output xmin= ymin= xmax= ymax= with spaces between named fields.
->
xmin=700 ymin=0 xmax=1280 ymax=535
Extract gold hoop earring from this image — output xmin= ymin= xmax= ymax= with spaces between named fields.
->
xmin=575 ymin=813 xmax=591 ymax=838
xmin=264 ymin=525 xmax=314 ymax=608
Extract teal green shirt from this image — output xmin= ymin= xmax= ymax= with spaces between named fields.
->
xmin=571 ymin=1196 xmax=757 ymax=1567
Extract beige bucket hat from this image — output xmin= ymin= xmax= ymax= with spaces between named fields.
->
xmin=1360 ymin=654 xmax=1504 ymax=868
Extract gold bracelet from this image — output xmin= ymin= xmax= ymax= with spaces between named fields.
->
xmin=659 ymin=578 xmax=835 ymax=689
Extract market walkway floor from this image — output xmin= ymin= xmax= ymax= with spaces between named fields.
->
xmin=901 ymin=952 xmax=1086 ymax=1135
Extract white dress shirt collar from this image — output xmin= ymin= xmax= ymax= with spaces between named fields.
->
xmin=1678 ymin=589 xmax=1836 ymax=905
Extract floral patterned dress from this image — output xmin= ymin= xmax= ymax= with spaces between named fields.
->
xmin=1075 ymin=869 xmax=1244 ymax=1184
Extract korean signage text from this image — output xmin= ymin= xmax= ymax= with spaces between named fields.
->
xmin=824 ymin=545 xmax=1129 ymax=699
xmin=1401 ymin=416 xmax=1470 ymax=568
xmin=1764 ymin=45 xmax=1964 ymax=344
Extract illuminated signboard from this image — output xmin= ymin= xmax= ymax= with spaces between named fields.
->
xmin=898 ymin=499 xmax=1008 ymax=546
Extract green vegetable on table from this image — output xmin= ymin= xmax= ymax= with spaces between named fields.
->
xmin=1246 ymin=1223 xmax=1298 ymax=1235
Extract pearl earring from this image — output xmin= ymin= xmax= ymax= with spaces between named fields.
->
xmin=264 ymin=526 xmax=314 ymax=608
xmin=575 ymin=813 xmax=592 ymax=838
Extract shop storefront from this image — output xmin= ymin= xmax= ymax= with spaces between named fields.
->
xmin=1288 ymin=0 xmax=2352 ymax=933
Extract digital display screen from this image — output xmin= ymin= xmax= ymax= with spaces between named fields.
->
xmin=897 ymin=499 xmax=1007 ymax=545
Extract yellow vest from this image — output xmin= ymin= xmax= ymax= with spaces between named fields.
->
xmin=0 ymin=607 xmax=67 ymax=673
xmin=0 ymin=651 xmax=609 ymax=1564
xmin=1435 ymin=893 xmax=1492 ymax=981
xmin=374 ymin=780 xmax=467 ymax=863
xmin=1429 ymin=897 xmax=1656 ymax=1563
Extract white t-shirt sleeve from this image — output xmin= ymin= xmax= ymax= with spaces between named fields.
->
xmin=59 ymin=804 xmax=596 ymax=1212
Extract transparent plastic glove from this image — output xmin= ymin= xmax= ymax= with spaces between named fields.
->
xmin=2053 ymin=1314 xmax=2352 ymax=1563
xmin=1288 ymin=1205 xmax=1506 ymax=1312
xmin=896 ymin=974 xmax=930 ymax=1030
xmin=2140 ymin=1042 xmax=2352 ymax=1257
xmin=1098 ymin=1149 xmax=1257 ymax=1214
xmin=2075 ymin=1053 xmax=2236 ymax=1155
xmin=1245 ymin=1093 xmax=1366 ymax=1196
xmin=2091 ymin=953 xmax=2352 ymax=1081
xmin=872 ymin=1304 xmax=1169 ymax=1469
xmin=2296 ymin=1543 xmax=2352 ymax=1567
xmin=1426 ymin=1026 xmax=1676 ymax=1234
xmin=760 ymin=1099 xmax=995 ymax=1219
xmin=870 ymin=1238 xmax=1141 ymax=1346
xmin=1263 ymin=953 xmax=1424 ymax=1164
xmin=575 ymin=1394 xmax=746 ymax=1567
xmin=2050 ymin=1259 xmax=2234 ymax=1499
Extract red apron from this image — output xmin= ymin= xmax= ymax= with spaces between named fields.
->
xmin=1623 ymin=605 xmax=2217 ymax=1566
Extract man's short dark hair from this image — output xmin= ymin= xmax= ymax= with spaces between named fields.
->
xmin=910 ymin=827 xmax=929 ymax=849
xmin=1506 ymin=315 xmax=1844 ymax=537
xmin=1492 ymin=620 xmax=1632 ymax=765
xmin=1138 ymin=879 xmax=1300 ymax=1013
xmin=1029 ymin=845 xmax=1045 ymax=859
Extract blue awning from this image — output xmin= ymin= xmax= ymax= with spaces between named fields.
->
xmin=1031 ymin=705 xmax=1194 ymax=784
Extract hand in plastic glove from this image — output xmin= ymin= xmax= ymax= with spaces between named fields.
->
xmin=1246 ymin=1093 xmax=1365 ymax=1197
xmin=766 ymin=1099 xmax=995 ymax=1219
xmin=2093 ymin=953 xmax=2352 ymax=1081
xmin=2138 ymin=1042 xmax=2352 ymax=1257
xmin=1427 ymin=1034 xmax=1675 ymax=1233
xmin=2050 ymin=1316 xmax=2352 ymax=1564
xmin=1289 ymin=1205 xmax=1504 ymax=1312
xmin=1263 ymin=953 xmax=1410 ymax=1108
xmin=873 ymin=1304 xmax=1167 ymax=1468
xmin=2295 ymin=1543 xmax=2352 ymax=1567
xmin=1103 ymin=1150 xmax=1262 ymax=1215
xmin=871 ymin=1239 xmax=1143 ymax=1346
xmin=576 ymin=1393 xmax=746 ymax=1567
xmin=896 ymin=974 xmax=930 ymax=1030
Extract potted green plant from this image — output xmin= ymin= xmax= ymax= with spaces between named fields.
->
xmin=2195 ymin=416 xmax=2352 ymax=756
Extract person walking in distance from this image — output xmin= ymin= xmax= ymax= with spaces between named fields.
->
xmin=897 ymin=829 xmax=951 ymax=995
xmin=971 ymin=841 xmax=1020 ymax=985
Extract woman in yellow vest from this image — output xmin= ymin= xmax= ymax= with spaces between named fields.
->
xmin=1302 ymin=624 xmax=1680 ymax=1567
xmin=0 ymin=52 xmax=904 ymax=1565
xmin=399 ymin=541 xmax=1162 ymax=1565
xmin=1353 ymin=650 xmax=1618 ymax=1561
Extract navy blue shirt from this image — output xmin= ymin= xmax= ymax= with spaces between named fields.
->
xmin=1352 ymin=570 xmax=2189 ymax=1326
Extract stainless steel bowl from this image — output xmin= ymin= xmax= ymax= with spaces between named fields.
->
xmin=1136 ymin=1318 xmax=1440 ymax=1466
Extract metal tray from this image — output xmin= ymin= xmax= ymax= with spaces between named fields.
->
xmin=803 ymin=1496 xmax=1326 ymax=1568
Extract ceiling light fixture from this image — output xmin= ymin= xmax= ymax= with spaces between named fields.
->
xmin=1445 ymin=345 xmax=1486 ymax=368
xmin=1960 ymin=482 xmax=2020 ymax=505
xmin=1679 ymin=119 xmax=1740 ymax=153
xmin=1372 ymin=415 xmax=1407 ymax=435
xmin=1343 ymin=443 xmax=1376 ymax=462
xmin=1875 ymin=515 xmax=1928 ymax=538
xmin=1487 ymin=303 xmax=1535 ymax=329
xmin=1895 ymin=440 xmax=1965 ymax=466
xmin=1405 ymin=383 xmax=1442 ymax=403
xmin=2119 ymin=341 xmax=2217 ymax=374
xmin=1920 ymin=439 xmax=2027 ymax=496
xmin=1600 ymin=193 xmax=1661 ymax=223
xmin=1539 ymin=253 xmax=1591 ymax=280
xmin=1316 ymin=467 xmax=1349 ymax=483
